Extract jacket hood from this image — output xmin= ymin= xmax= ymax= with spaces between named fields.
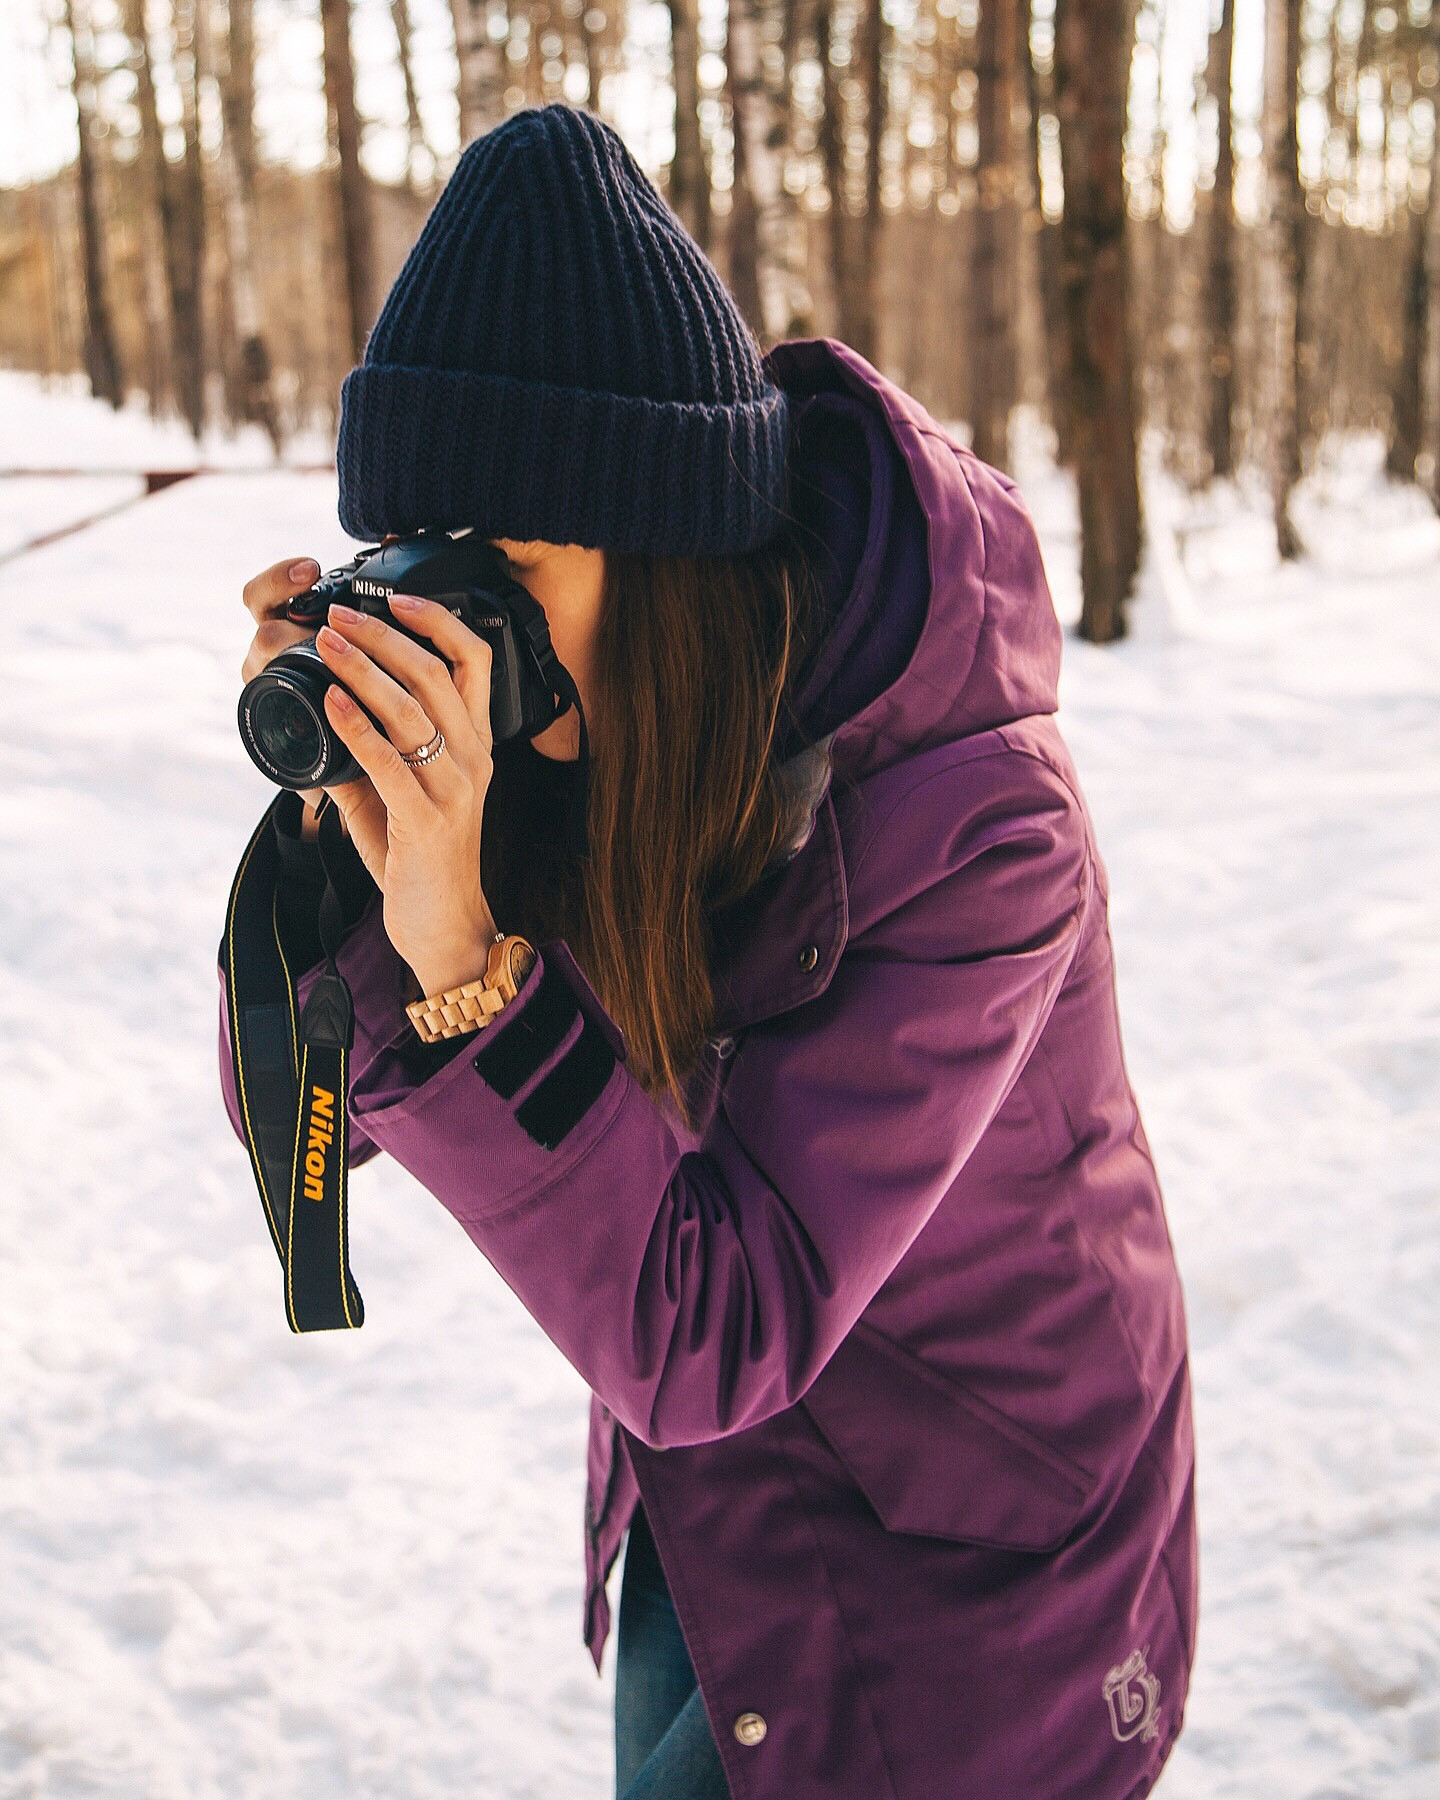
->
xmin=765 ymin=338 xmax=1062 ymax=802
xmin=709 ymin=342 xmax=1065 ymax=1026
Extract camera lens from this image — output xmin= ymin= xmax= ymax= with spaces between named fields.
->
xmin=251 ymin=685 xmax=323 ymax=782
xmin=237 ymin=641 xmax=361 ymax=789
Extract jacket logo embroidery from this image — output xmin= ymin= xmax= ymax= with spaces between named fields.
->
xmin=1102 ymin=1648 xmax=1162 ymax=1745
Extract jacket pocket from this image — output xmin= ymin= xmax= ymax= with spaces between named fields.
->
xmin=799 ymin=1321 xmax=1096 ymax=1553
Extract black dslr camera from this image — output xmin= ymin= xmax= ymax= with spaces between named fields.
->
xmin=237 ymin=531 xmax=572 ymax=789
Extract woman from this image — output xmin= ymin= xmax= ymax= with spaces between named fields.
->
xmin=220 ymin=104 xmax=1196 ymax=1800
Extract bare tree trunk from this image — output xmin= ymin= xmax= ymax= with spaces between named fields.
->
xmin=519 ymin=0 xmax=543 ymax=105
xmin=140 ymin=2 xmax=203 ymax=433
xmin=817 ymin=0 xmax=882 ymax=360
xmin=855 ymin=0 xmax=886 ymax=365
xmin=1054 ymin=0 xmax=1141 ymax=643
xmin=46 ymin=167 xmax=85 ymax=373
xmin=122 ymin=0 xmax=173 ymax=413
xmin=20 ymin=183 xmax=62 ymax=378
xmin=777 ymin=0 xmax=814 ymax=335
xmin=451 ymin=0 xmax=507 ymax=145
xmin=1022 ymin=0 xmax=1071 ymax=462
xmin=972 ymin=0 xmax=1019 ymax=469
xmin=818 ymin=0 xmax=863 ymax=348
xmin=319 ymin=0 xmax=375 ymax=364
xmin=216 ymin=0 xmax=281 ymax=450
xmin=1206 ymin=0 xmax=1236 ymax=480
xmin=167 ymin=0 xmax=208 ymax=437
xmin=1388 ymin=10 xmax=1438 ymax=490
xmin=726 ymin=72 xmax=763 ymax=331
xmin=1426 ymin=71 xmax=1440 ymax=513
xmin=667 ymin=0 xmax=711 ymax=249
xmin=390 ymin=0 xmax=432 ymax=189
xmin=63 ymin=0 xmax=123 ymax=406
xmin=1270 ymin=0 xmax=1305 ymax=558
xmin=581 ymin=1 xmax=605 ymax=109
xmin=1389 ymin=199 xmax=1430 ymax=483
xmin=726 ymin=0 xmax=786 ymax=340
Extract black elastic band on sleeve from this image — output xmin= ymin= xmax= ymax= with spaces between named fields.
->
xmin=471 ymin=960 xmax=580 ymax=1100
xmin=513 ymin=1019 xmax=617 ymax=1151
xmin=397 ymin=1028 xmax=475 ymax=1084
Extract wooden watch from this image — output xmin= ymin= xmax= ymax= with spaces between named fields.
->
xmin=405 ymin=932 xmax=537 ymax=1043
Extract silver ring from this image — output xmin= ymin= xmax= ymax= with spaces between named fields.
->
xmin=400 ymin=727 xmax=446 ymax=768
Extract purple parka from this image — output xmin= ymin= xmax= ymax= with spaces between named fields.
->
xmin=220 ymin=339 xmax=1197 ymax=1799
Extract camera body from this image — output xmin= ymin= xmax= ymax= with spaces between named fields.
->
xmin=237 ymin=531 xmax=570 ymax=790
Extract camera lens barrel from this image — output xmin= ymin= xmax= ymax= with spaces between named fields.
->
xmin=237 ymin=638 xmax=362 ymax=789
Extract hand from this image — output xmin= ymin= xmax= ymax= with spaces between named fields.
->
xmin=313 ymin=594 xmax=501 ymax=997
xmin=240 ymin=554 xmax=355 ymax=830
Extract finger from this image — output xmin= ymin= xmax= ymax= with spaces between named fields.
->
xmin=321 ymin=777 xmax=389 ymax=886
xmin=243 ymin=556 xmax=321 ymax=623
xmin=385 ymin=594 xmax=497 ymax=755
xmin=322 ymin=685 xmax=433 ymax=821
xmin=315 ymin=624 xmax=447 ymax=759
xmin=323 ymin=603 xmax=481 ymax=761
xmin=315 ymin=628 xmax=474 ymax=812
xmin=241 ymin=618 xmax=315 ymax=684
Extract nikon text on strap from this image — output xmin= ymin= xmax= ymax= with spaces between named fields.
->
xmin=223 ymin=796 xmax=364 ymax=1332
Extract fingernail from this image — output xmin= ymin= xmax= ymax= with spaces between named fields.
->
xmin=327 ymin=686 xmax=357 ymax=714
xmin=389 ymin=593 xmax=424 ymax=612
xmin=289 ymin=559 xmax=319 ymax=583
xmin=328 ymin=603 xmax=364 ymax=624
xmin=317 ymin=625 xmax=350 ymax=654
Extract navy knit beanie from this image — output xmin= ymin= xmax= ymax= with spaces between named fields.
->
xmin=337 ymin=105 xmax=790 ymax=557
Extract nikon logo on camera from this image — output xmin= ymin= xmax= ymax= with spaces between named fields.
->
xmin=302 ymin=1084 xmax=336 ymax=1201
xmin=352 ymin=579 xmax=391 ymax=598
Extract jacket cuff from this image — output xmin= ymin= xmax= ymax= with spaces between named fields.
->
xmin=348 ymin=938 xmax=630 ymax=1217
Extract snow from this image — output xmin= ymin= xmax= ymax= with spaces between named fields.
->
xmin=1023 ymin=427 xmax=1440 ymax=1799
xmin=0 ymin=371 xmax=334 ymax=473
xmin=0 ymin=474 xmax=145 ymax=563
xmin=0 ymin=371 xmax=333 ymax=566
xmin=0 ymin=374 xmax=1436 ymax=1798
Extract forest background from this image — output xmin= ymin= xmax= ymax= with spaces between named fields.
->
xmin=1 ymin=0 xmax=1437 ymax=641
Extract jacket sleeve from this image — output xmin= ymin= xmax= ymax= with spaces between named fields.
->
xmin=341 ymin=747 xmax=1092 ymax=1448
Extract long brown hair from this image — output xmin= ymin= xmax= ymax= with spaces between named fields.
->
xmin=486 ymin=524 xmax=827 ymax=1130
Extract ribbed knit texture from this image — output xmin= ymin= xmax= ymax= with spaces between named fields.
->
xmin=337 ymin=105 xmax=791 ymax=555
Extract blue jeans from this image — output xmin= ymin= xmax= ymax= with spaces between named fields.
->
xmin=614 ymin=1506 xmax=731 ymax=1800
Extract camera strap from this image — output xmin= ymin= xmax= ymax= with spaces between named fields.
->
xmin=223 ymin=796 xmax=364 ymax=1333
xmin=224 ymin=621 xmax=589 ymax=1334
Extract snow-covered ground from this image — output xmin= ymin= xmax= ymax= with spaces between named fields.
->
xmin=0 ymin=376 xmax=1436 ymax=1798
xmin=0 ymin=370 xmax=333 ymax=561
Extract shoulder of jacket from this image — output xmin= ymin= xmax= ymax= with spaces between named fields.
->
xmin=835 ymin=734 xmax=1094 ymax=957
xmin=839 ymin=726 xmax=1089 ymax=886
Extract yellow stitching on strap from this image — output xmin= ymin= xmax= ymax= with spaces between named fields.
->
xmin=337 ymin=1046 xmax=357 ymax=1328
xmin=226 ymin=825 xmax=283 ymax=1257
xmin=285 ymin=1042 xmax=309 ymax=1332
xmin=271 ymin=888 xmax=299 ymax=1075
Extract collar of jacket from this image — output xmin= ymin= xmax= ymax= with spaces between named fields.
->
xmin=708 ymin=738 xmax=848 ymax=1036
xmin=705 ymin=340 xmax=904 ymax=1035
xmin=708 ymin=337 xmax=1065 ymax=1038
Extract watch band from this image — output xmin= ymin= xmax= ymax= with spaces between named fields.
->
xmin=405 ymin=932 xmax=537 ymax=1042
